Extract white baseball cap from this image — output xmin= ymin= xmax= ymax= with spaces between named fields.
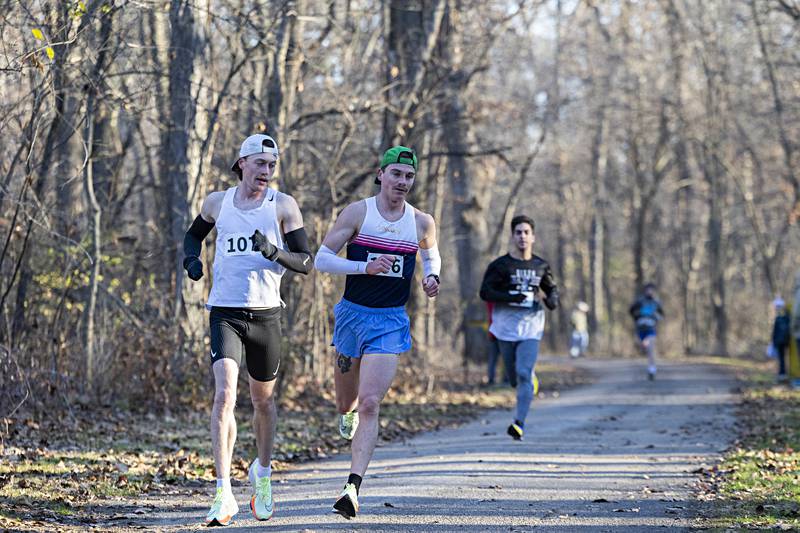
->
xmin=231 ymin=134 xmax=280 ymax=171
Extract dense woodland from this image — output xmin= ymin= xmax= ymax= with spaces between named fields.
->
xmin=1 ymin=0 xmax=798 ymax=410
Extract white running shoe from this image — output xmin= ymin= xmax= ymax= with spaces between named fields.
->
xmin=338 ymin=411 xmax=359 ymax=440
xmin=248 ymin=460 xmax=274 ymax=520
xmin=205 ymin=487 xmax=238 ymax=527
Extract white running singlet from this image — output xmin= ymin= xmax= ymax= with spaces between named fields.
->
xmin=207 ymin=187 xmax=285 ymax=309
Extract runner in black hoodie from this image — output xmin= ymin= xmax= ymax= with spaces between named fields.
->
xmin=479 ymin=215 xmax=559 ymax=440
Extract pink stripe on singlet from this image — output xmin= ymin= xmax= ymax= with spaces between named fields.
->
xmin=357 ymin=233 xmax=418 ymax=247
xmin=352 ymin=234 xmax=418 ymax=253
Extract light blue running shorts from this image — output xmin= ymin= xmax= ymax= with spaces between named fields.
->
xmin=332 ymin=299 xmax=411 ymax=358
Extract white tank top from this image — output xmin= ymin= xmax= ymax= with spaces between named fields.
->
xmin=207 ymin=187 xmax=285 ymax=309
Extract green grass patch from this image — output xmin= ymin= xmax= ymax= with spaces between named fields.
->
xmin=703 ymin=361 xmax=800 ymax=530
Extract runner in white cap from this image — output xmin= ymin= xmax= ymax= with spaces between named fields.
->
xmin=182 ymin=134 xmax=313 ymax=526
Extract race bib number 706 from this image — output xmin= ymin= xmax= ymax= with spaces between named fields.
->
xmin=366 ymin=252 xmax=403 ymax=278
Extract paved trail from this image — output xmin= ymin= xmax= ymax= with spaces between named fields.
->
xmin=142 ymin=359 xmax=737 ymax=532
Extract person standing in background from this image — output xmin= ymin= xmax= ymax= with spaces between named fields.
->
xmin=770 ymin=298 xmax=790 ymax=380
xmin=570 ymin=301 xmax=590 ymax=358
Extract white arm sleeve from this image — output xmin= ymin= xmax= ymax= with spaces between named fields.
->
xmin=419 ymin=245 xmax=441 ymax=277
xmin=314 ymin=245 xmax=367 ymax=275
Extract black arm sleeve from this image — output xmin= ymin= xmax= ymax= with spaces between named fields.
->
xmin=183 ymin=215 xmax=215 ymax=264
xmin=479 ymin=261 xmax=521 ymax=303
xmin=540 ymin=266 xmax=559 ymax=310
xmin=268 ymin=227 xmax=313 ymax=275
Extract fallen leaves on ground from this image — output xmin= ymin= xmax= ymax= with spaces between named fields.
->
xmin=0 ymin=360 xmax=592 ymax=530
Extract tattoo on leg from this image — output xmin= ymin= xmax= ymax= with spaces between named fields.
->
xmin=337 ymin=354 xmax=352 ymax=374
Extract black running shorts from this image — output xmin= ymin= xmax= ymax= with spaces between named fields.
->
xmin=209 ymin=307 xmax=282 ymax=382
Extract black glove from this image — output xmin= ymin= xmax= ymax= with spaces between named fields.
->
xmin=183 ymin=256 xmax=203 ymax=281
xmin=251 ymin=229 xmax=278 ymax=260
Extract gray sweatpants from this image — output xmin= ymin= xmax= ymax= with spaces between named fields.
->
xmin=497 ymin=338 xmax=540 ymax=426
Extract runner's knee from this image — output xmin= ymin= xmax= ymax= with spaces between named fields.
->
xmin=251 ymin=393 xmax=275 ymax=414
xmin=357 ymin=395 xmax=381 ymax=417
xmin=213 ymin=389 xmax=237 ymax=412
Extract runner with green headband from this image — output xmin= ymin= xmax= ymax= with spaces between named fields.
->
xmin=315 ymin=145 xmax=441 ymax=518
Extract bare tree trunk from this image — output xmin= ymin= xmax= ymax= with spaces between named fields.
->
xmin=444 ymin=95 xmax=487 ymax=366
xmin=705 ymin=153 xmax=728 ymax=356
xmin=180 ymin=0 xmax=215 ymax=370
xmin=381 ymin=0 xmax=446 ymax=365
xmin=441 ymin=0 xmax=494 ymax=368
xmin=11 ymin=0 xmax=73 ymax=341
xmin=159 ymin=0 xmax=209 ymax=377
xmin=663 ymin=0 xmax=701 ymax=354
xmin=81 ymin=8 xmax=115 ymax=393
xmin=588 ymin=107 xmax=607 ymax=335
xmin=268 ymin=0 xmax=306 ymax=192
xmin=584 ymin=5 xmax=616 ymax=339
xmin=696 ymin=2 xmax=730 ymax=356
xmin=83 ymin=101 xmax=101 ymax=392
xmin=750 ymin=0 xmax=799 ymax=213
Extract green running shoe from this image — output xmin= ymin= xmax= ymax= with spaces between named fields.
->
xmin=248 ymin=460 xmax=274 ymax=520
xmin=338 ymin=411 xmax=359 ymax=440
xmin=205 ymin=487 xmax=238 ymax=527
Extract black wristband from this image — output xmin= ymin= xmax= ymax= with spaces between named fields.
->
xmin=427 ymin=274 xmax=440 ymax=284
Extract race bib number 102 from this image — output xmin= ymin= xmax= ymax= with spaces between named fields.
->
xmin=366 ymin=252 xmax=403 ymax=278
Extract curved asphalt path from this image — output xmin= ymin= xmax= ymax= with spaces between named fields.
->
xmin=138 ymin=358 xmax=737 ymax=532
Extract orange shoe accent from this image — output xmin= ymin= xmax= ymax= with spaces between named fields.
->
xmin=250 ymin=496 xmax=274 ymax=520
xmin=205 ymin=514 xmax=232 ymax=527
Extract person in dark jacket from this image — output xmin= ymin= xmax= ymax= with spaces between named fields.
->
xmin=771 ymin=297 xmax=791 ymax=379
xmin=479 ymin=215 xmax=558 ymax=440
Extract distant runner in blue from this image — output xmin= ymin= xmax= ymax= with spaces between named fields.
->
xmin=629 ymin=283 xmax=665 ymax=380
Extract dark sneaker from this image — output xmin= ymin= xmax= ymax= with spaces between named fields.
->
xmin=507 ymin=422 xmax=524 ymax=440
xmin=333 ymin=482 xmax=359 ymax=519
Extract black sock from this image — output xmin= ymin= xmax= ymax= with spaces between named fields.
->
xmin=347 ymin=473 xmax=362 ymax=494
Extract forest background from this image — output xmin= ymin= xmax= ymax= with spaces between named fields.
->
xmin=1 ymin=0 xmax=798 ymax=412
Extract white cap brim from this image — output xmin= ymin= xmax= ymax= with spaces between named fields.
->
xmin=231 ymin=134 xmax=279 ymax=171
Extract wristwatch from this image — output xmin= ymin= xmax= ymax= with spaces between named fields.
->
xmin=427 ymin=274 xmax=440 ymax=284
